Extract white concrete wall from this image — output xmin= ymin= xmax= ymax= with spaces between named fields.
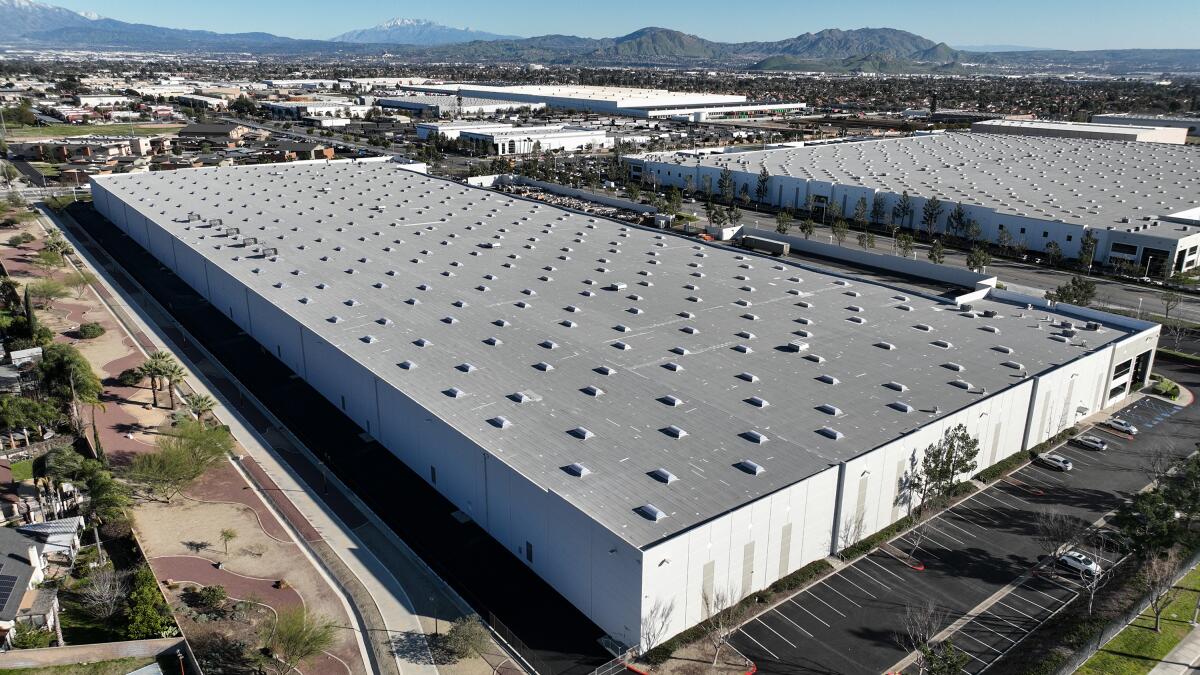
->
xmin=637 ymin=466 xmax=839 ymax=648
xmin=1024 ymin=346 xmax=1113 ymax=449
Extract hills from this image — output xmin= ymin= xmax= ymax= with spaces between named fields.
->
xmin=330 ymin=18 xmax=519 ymax=46
xmin=0 ymin=0 xmax=1197 ymax=73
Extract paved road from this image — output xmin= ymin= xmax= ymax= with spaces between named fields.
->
xmin=733 ymin=366 xmax=1199 ymax=675
xmin=220 ymin=115 xmax=408 ymax=158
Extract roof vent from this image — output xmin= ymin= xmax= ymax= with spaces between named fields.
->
xmin=493 ymin=319 xmax=510 ymax=327
xmin=817 ymin=374 xmax=839 ymax=385
xmin=533 ymin=362 xmax=554 ymax=372
xmin=663 ymin=362 xmax=684 ymax=372
xmin=398 ymin=360 xmax=416 ymax=370
xmin=944 ymin=362 xmax=965 ymax=372
xmin=742 ymin=314 xmax=760 ymax=321
xmin=735 ymin=460 xmax=766 ymax=475
xmin=508 ymin=392 xmax=533 ymax=403
xmin=876 ymin=342 xmax=896 ymax=350
xmin=661 ymin=425 xmax=688 ymax=439
xmin=659 ymin=395 xmax=683 ymax=407
xmin=804 ymin=354 xmax=825 ymax=363
xmin=736 ymin=331 xmax=757 ymax=340
xmin=649 ymin=468 xmax=678 ymax=484
xmin=540 ymin=340 xmax=558 ymax=350
xmin=817 ymin=427 xmax=844 ymax=440
xmin=635 ymin=504 xmax=667 ymax=521
xmin=847 ymin=305 xmax=864 ymax=312
xmin=741 ymin=431 xmax=769 ymax=444
xmin=443 ymin=387 xmax=465 ymax=398
xmin=1001 ymin=361 xmax=1025 ymax=370
xmin=951 ymin=379 xmax=973 ymax=390
xmin=992 ymin=345 xmax=1014 ymax=354
xmin=897 ymin=305 xmax=913 ymax=312
xmin=361 ymin=335 xmax=378 ymax=344
xmin=681 ymin=326 xmax=699 ymax=334
xmin=981 ymin=325 xmax=1000 ymax=334
xmin=612 ymin=341 xmax=631 ymax=350
xmin=483 ymin=337 xmax=502 ymax=346
xmin=816 ymin=404 xmax=842 ymax=416
xmin=884 ymin=381 xmax=908 ymax=392
xmin=595 ymin=366 xmax=616 ymax=376
xmin=932 ymin=340 xmax=953 ymax=349
xmin=581 ymin=385 xmax=605 ymax=397
xmin=563 ymin=463 xmax=591 ymax=477
xmin=733 ymin=344 xmax=752 ymax=354
xmin=847 ymin=316 xmax=865 ymax=324
xmin=488 ymin=416 xmax=512 ymax=429
xmin=613 ymin=324 xmax=631 ymax=332
xmin=889 ymin=401 xmax=915 ymax=413
xmin=569 ymin=426 xmax=595 ymax=440
xmin=671 ymin=346 xmax=690 ymax=355
xmin=737 ymin=372 xmax=759 ymax=382
xmin=914 ymin=324 xmax=933 ymax=332
xmin=456 ymin=363 xmax=477 ymax=373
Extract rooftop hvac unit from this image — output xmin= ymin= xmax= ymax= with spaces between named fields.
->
xmin=224 ymin=227 xmax=240 ymax=236
xmin=187 ymin=212 xmax=201 ymax=222
xmin=960 ymin=304 xmax=973 ymax=312
xmin=982 ymin=309 xmax=997 ymax=318
xmin=242 ymin=237 xmax=259 ymax=246
xmin=260 ymin=248 xmax=278 ymax=257
xmin=207 ymin=218 xmax=223 ymax=227
xmin=788 ymin=340 xmax=810 ymax=352
xmin=1085 ymin=321 xmax=1100 ymax=331
xmin=1063 ymin=329 xmax=1077 ymax=338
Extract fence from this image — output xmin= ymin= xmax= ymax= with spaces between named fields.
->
xmin=0 ymin=637 xmax=200 ymax=673
xmin=1052 ymin=546 xmax=1200 ymax=675
xmin=488 ymin=612 xmax=557 ymax=675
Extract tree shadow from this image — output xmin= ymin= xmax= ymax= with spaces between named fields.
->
xmin=389 ymin=630 xmax=462 ymax=665
xmin=182 ymin=540 xmax=211 ymax=554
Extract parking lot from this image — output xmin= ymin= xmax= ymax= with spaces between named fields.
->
xmin=733 ymin=387 xmax=1195 ymax=675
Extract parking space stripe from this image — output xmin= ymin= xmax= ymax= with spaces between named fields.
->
xmin=980 ymin=608 xmax=1027 ymax=631
xmin=848 ymin=564 xmax=893 ymax=591
xmin=953 ymin=504 xmax=1001 ymax=526
xmin=1006 ymin=592 xmax=1051 ymax=614
xmin=934 ymin=516 xmax=979 ymax=539
xmin=758 ymin=615 xmax=803 ymax=644
xmin=865 ymin=555 xmax=907 ymax=581
xmin=737 ymin=628 xmax=778 ymax=660
xmin=1022 ymin=465 xmax=1067 ymax=483
xmin=805 ymin=589 xmax=847 ymax=617
xmin=1040 ymin=574 xmax=1081 ymax=594
xmin=958 ymin=630 xmax=1004 ymax=654
xmin=993 ymin=599 xmax=1037 ymax=620
xmin=927 ymin=522 xmax=968 ymax=546
xmin=818 ymin=580 xmax=864 ymax=607
xmin=970 ymin=619 xmax=1018 ymax=644
xmin=789 ymin=599 xmax=831 ymax=628
xmin=835 ymin=572 xmax=879 ymax=599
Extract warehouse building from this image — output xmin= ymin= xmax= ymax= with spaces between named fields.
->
xmin=177 ymin=94 xmax=230 ymax=112
xmin=91 ymin=160 xmax=1159 ymax=650
xmin=378 ymin=94 xmax=543 ymax=117
xmin=460 ymin=125 xmax=613 ymax=155
xmin=970 ymin=119 xmax=1187 ymax=144
xmin=631 ymin=133 xmax=1200 ymax=277
xmin=1091 ymin=113 xmax=1200 ymax=137
xmin=414 ymin=120 xmax=516 ymax=141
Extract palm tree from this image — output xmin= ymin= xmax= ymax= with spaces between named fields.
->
xmin=159 ymin=362 xmax=187 ymax=409
xmin=184 ymin=393 xmax=216 ymax=424
xmin=136 ymin=361 xmax=161 ymax=408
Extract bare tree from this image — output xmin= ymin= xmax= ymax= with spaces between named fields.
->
xmin=1079 ymin=535 xmax=1120 ymax=615
xmin=78 ymin=567 xmax=130 ymax=620
xmin=701 ymin=588 xmax=746 ymax=667
xmin=1143 ymin=447 xmax=1179 ymax=486
xmin=838 ymin=512 xmax=866 ymax=559
xmin=1034 ymin=510 xmax=1087 ymax=572
xmin=639 ymin=598 xmax=676 ymax=653
xmin=1161 ymin=291 xmax=1182 ymax=323
xmin=1163 ymin=320 xmax=1189 ymax=353
xmin=896 ymin=598 xmax=950 ymax=674
xmin=1142 ymin=550 xmax=1183 ymax=633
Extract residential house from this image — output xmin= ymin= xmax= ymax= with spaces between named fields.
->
xmin=0 ymin=527 xmax=57 ymax=648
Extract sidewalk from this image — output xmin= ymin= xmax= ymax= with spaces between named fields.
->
xmin=41 ymin=206 xmax=444 ymax=675
xmin=1149 ymin=626 xmax=1200 ymax=675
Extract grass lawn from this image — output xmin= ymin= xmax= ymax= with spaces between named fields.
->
xmin=1078 ymin=565 xmax=1200 ymax=675
xmin=9 ymin=459 xmax=32 ymax=482
xmin=6 ymin=123 xmax=184 ymax=139
xmin=27 ymin=163 xmax=60 ymax=178
xmin=57 ymin=594 xmax=126 ymax=645
xmin=0 ymin=657 xmax=156 ymax=675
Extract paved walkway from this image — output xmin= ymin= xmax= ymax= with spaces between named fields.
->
xmin=44 ymin=205 xmax=453 ymax=675
xmin=1148 ymin=626 xmax=1200 ymax=675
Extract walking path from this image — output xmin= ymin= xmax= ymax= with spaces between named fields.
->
xmin=1148 ymin=627 xmax=1200 ymax=675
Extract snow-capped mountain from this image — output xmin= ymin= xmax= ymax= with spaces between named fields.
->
xmin=0 ymin=0 xmax=96 ymax=34
xmin=330 ymin=18 xmax=519 ymax=46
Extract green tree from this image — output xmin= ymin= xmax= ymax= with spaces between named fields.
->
xmin=897 ymin=232 xmax=915 ymax=258
xmin=0 ymin=396 xmax=60 ymax=448
xmin=1115 ymin=489 xmax=1181 ymax=555
xmin=717 ymin=168 xmax=734 ymax=203
xmin=893 ymin=191 xmax=913 ymax=229
xmin=832 ymin=218 xmax=849 ymax=246
xmin=125 ymin=565 xmax=173 ymax=639
xmin=36 ymin=343 xmax=101 ymax=429
xmin=1045 ymin=275 xmax=1096 ymax=307
xmin=774 ymin=209 xmax=792 ymax=235
xmin=966 ymin=246 xmax=991 ymax=272
xmin=870 ymin=194 xmax=887 ymax=225
xmin=10 ymin=623 xmax=54 ymax=649
xmin=923 ymin=639 xmax=971 ymax=675
xmin=1044 ymin=240 xmax=1063 ymax=266
xmin=270 ymin=607 xmax=337 ymax=675
xmin=852 ymin=196 xmax=868 ymax=231
xmin=726 ymin=203 xmax=743 ymax=227
xmin=229 ymin=95 xmax=256 ymax=116
xmin=25 ymin=278 xmax=68 ymax=308
xmin=195 ymin=585 xmax=228 ymax=610
xmin=219 ymin=528 xmax=237 ymax=554
xmin=921 ymin=197 xmax=944 ymax=240
xmin=1078 ymin=230 xmax=1098 ymax=270
xmin=946 ymin=202 xmax=968 ymax=240
xmin=799 ymin=217 xmax=815 ymax=240
xmin=996 ymin=227 xmax=1014 ymax=254
xmin=31 ymin=249 xmax=64 ymax=274
xmin=126 ymin=418 xmax=233 ymax=503
xmin=927 ymin=240 xmax=945 ymax=264
xmin=64 ymin=270 xmax=97 ymax=299
xmin=754 ymin=167 xmax=771 ymax=207
xmin=444 ymin=615 xmax=490 ymax=660
xmin=910 ymin=424 xmax=979 ymax=515
xmin=184 ymin=392 xmax=217 ymax=424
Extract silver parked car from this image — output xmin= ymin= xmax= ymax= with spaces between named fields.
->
xmin=1037 ymin=453 xmax=1074 ymax=471
xmin=1074 ymin=435 xmax=1108 ymax=452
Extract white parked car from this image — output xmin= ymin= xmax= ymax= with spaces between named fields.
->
xmin=1057 ymin=551 xmax=1102 ymax=577
xmin=1038 ymin=453 xmax=1074 ymax=471
xmin=1105 ymin=418 xmax=1139 ymax=435
xmin=1074 ymin=435 xmax=1108 ymax=452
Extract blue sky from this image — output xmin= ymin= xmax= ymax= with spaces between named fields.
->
xmin=47 ymin=0 xmax=1200 ymax=49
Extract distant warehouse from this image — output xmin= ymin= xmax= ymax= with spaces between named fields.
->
xmin=1091 ymin=113 xmax=1200 ymax=137
xmin=630 ymin=133 xmax=1200 ymax=278
xmin=91 ymin=160 xmax=1159 ymax=650
xmin=970 ymin=119 xmax=1187 ymax=144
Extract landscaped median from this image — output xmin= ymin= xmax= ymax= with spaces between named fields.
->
xmin=1078 ymin=562 xmax=1200 ymax=675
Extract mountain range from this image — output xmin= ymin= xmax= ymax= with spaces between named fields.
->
xmin=1 ymin=0 xmax=1197 ymax=73
xmin=330 ymin=18 xmax=519 ymax=46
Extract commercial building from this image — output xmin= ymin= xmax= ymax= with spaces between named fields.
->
xmin=177 ymin=94 xmax=230 ymax=111
xmin=378 ymin=95 xmax=543 ymax=118
xmin=970 ymin=119 xmax=1187 ymax=144
xmin=414 ymin=120 xmax=516 ymax=141
xmin=406 ymin=84 xmax=760 ymax=118
xmin=338 ymin=77 xmax=438 ymax=92
xmin=460 ymin=125 xmax=613 ymax=155
xmin=631 ymin=133 xmax=1200 ymax=277
xmin=261 ymin=100 xmax=373 ymax=120
xmin=1091 ymin=113 xmax=1200 ymax=137
xmin=8 ymin=135 xmax=155 ymax=161
xmin=93 ymin=159 xmax=1158 ymax=650
xmin=73 ymin=94 xmax=129 ymax=108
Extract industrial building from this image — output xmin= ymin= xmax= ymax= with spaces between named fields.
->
xmin=414 ymin=120 xmax=517 ymax=141
xmin=177 ymin=94 xmax=230 ymax=112
xmin=460 ymin=125 xmax=613 ymax=156
xmin=631 ymin=133 xmax=1200 ymax=277
xmin=92 ymin=159 xmax=1158 ymax=650
xmin=1091 ymin=113 xmax=1200 ymax=137
xmin=402 ymin=84 xmax=805 ymax=120
xmin=261 ymin=100 xmax=373 ymax=120
xmin=970 ymin=119 xmax=1187 ymax=144
xmin=378 ymin=95 xmax=542 ymax=117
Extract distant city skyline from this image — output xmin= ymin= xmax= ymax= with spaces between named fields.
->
xmin=44 ymin=0 xmax=1200 ymax=50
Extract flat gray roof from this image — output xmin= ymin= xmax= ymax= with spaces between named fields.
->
xmin=95 ymin=162 xmax=1133 ymax=548
xmin=639 ymin=133 xmax=1200 ymax=231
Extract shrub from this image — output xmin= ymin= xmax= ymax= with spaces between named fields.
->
xmin=117 ymin=368 xmax=143 ymax=387
xmin=194 ymin=585 xmax=227 ymax=610
xmin=10 ymin=624 xmax=55 ymax=649
xmin=444 ymin=615 xmax=489 ymax=660
xmin=78 ymin=322 xmax=105 ymax=339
